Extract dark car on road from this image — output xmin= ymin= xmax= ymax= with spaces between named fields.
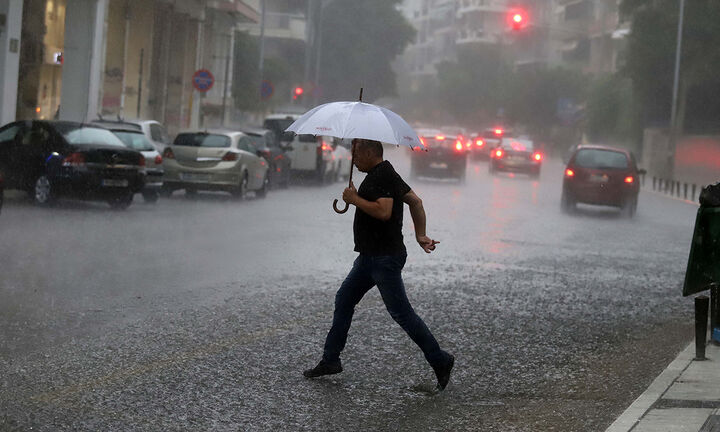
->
xmin=470 ymin=127 xmax=514 ymax=160
xmin=242 ymin=127 xmax=292 ymax=189
xmin=92 ymin=121 xmax=164 ymax=203
xmin=489 ymin=138 xmax=543 ymax=178
xmin=0 ymin=120 xmax=146 ymax=209
xmin=410 ymin=133 xmax=468 ymax=182
xmin=561 ymin=145 xmax=645 ymax=217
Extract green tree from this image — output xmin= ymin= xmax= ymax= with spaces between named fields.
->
xmin=621 ymin=0 xmax=720 ymax=133
xmin=317 ymin=0 xmax=415 ymax=102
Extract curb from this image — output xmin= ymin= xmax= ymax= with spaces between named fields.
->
xmin=605 ymin=343 xmax=695 ymax=432
xmin=642 ymin=188 xmax=699 ymax=206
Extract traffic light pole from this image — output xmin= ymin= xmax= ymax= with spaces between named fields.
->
xmin=668 ymin=0 xmax=686 ymax=180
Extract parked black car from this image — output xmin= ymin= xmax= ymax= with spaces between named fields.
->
xmin=242 ymin=127 xmax=292 ymax=189
xmin=0 ymin=120 xmax=146 ymax=209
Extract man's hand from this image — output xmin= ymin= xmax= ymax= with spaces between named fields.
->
xmin=342 ymin=181 xmax=359 ymax=205
xmin=417 ymin=235 xmax=440 ymax=253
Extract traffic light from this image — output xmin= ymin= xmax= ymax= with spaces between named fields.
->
xmin=507 ymin=8 xmax=528 ymax=31
xmin=293 ymin=86 xmax=304 ymax=100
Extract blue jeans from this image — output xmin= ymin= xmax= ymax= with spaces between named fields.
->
xmin=322 ymin=254 xmax=449 ymax=368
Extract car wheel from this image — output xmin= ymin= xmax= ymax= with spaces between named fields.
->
xmin=561 ymin=189 xmax=576 ymax=213
xmin=622 ymin=197 xmax=638 ymax=218
xmin=108 ymin=193 xmax=133 ymax=210
xmin=34 ymin=174 xmax=55 ymax=206
xmin=256 ymin=174 xmax=269 ymax=199
xmin=142 ymin=190 xmax=160 ymax=203
xmin=281 ymin=169 xmax=291 ymax=189
xmin=231 ymin=172 xmax=248 ymax=200
xmin=160 ymin=186 xmax=174 ymax=197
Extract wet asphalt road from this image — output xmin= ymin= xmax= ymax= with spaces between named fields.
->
xmin=0 ymin=148 xmax=699 ymax=431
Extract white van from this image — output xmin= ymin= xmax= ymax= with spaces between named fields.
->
xmin=263 ymin=113 xmax=336 ymax=183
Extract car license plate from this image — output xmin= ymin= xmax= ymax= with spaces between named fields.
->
xmin=589 ymin=174 xmax=609 ymax=183
xmin=102 ymin=179 xmax=128 ymax=187
xmin=180 ymin=173 xmax=210 ymax=182
xmin=429 ymin=162 xmax=448 ymax=169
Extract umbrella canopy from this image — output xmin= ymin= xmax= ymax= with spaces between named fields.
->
xmin=284 ymin=101 xmax=426 ymax=151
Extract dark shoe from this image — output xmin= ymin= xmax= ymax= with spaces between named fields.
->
xmin=433 ymin=354 xmax=455 ymax=390
xmin=303 ymin=359 xmax=343 ymax=378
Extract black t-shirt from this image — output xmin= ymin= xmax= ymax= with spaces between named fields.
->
xmin=353 ymin=160 xmax=412 ymax=255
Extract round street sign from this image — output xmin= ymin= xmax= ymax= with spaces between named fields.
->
xmin=260 ymin=80 xmax=274 ymax=100
xmin=192 ymin=69 xmax=215 ymax=92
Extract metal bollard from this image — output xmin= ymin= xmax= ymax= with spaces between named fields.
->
xmin=692 ymin=184 xmax=697 ymax=202
xmin=695 ymin=295 xmax=709 ymax=360
xmin=684 ymin=183 xmax=688 ymax=200
xmin=653 ymin=176 xmax=657 ymax=190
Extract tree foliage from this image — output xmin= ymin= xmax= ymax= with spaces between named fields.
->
xmin=318 ymin=0 xmax=415 ymax=102
xmin=621 ymin=0 xmax=720 ymax=133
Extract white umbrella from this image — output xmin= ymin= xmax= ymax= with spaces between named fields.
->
xmin=285 ymin=101 xmax=425 ymax=151
xmin=285 ymin=90 xmax=424 ymax=214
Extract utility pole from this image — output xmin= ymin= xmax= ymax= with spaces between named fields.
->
xmin=668 ymin=0 xmax=686 ymax=179
xmin=258 ymin=0 xmax=266 ymax=103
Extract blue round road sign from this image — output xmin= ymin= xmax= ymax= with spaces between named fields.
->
xmin=192 ymin=69 xmax=215 ymax=92
xmin=260 ymin=80 xmax=274 ymax=100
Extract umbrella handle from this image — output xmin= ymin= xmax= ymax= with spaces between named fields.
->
xmin=333 ymin=199 xmax=349 ymax=214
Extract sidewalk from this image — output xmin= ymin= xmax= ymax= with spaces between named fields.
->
xmin=606 ymin=340 xmax=720 ymax=432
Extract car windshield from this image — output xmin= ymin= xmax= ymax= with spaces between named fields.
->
xmin=173 ymin=133 xmax=231 ymax=148
xmin=56 ymin=124 xmax=126 ymax=147
xmin=264 ymin=118 xmax=295 ymax=142
xmin=501 ymin=139 xmax=534 ymax=152
xmin=574 ymin=149 xmax=629 ymax=169
xmin=112 ymin=131 xmax=155 ymax=151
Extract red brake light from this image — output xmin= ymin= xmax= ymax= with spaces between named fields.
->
xmin=163 ymin=148 xmax=175 ymax=159
xmin=62 ymin=152 xmax=86 ymax=167
xmin=625 ymin=176 xmax=634 ymax=184
xmin=494 ymin=149 xmax=503 ymax=158
xmin=565 ymin=169 xmax=575 ymax=177
xmin=494 ymin=128 xmax=503 ymax=136
xmin=222 ymin=152 xmax=238 ymax=161
xmin=419 ymin=137 xmax=426 ymax=147
xmin=455 ymin=141 xmax=463 ymax=151
xmin=533 ymin=152 xmax=543 ymax=161
xmin=154 ymin=155 xmax=163 ymax=165
xmin=475 ymin=139 xmax=484 ymax=147
xmin=435 ymin=135 xmax=445 ymax=141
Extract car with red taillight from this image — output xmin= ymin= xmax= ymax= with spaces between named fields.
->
xmin=161 ymin=130 xmax=269 ymax=199
xmin=0 ymin=120 xmax=145 ymax=209
xmin=92 ymin=122 xmax=164 ymax=203
xmin=488 ymin=138 xmax=542 ymax=178
xmin=242 ymin=127 xmax=292 ymax=189
xmin=410 ymin=133 xmax=468 ymax=182
xmin=561 ymin=145 xmax=645 ymax=217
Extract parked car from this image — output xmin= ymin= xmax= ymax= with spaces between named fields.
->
xmin=0 ymin=120 xmax=145 ymax=209
xmin=488 ymin=138 xmax=543 ymax=178
xmin=561 ymin=145 xmax=646 ymax=217
xmin=262 ymin=113 xmax=335 ymax=183
xmin=0 ymin=171 xmax=4 ymax=214
xmin=410 ymin=133 xmax=468 ymax=182
xmin=93 ymin=117 xmax=171 ymax=152
xmin=242 ymin=127 xmax=292 ymax=189
xmin=474 ymin=127 xmax=514 ymax=159
xmin=92 ymin=122 xmax=164 ymax=202
xmin=161 ymin=130 xmax=269 ymax=199
xmin=333 ymin=138 xmax=353 ymax=181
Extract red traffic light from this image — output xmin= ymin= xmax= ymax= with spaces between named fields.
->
xmin=294 ymin=87 xmax=304 ymax=96
xmin=508 ymin=8 xmax=528 ymax=30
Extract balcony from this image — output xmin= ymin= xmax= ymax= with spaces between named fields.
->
xmin=236 ymin=13 xmax=306 ymax=41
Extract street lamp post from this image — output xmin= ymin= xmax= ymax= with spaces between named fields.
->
xmin=668 ymin=0 xmax=686 ymax=179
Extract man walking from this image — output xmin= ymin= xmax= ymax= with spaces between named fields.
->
xmin=303 ymin=139 xmax=455 ymax=390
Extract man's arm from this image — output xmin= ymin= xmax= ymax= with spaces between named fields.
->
xmin=342 ymin=182 xmax=393 ymax=221
xmin=402 ymin=190 xmax=440 ymax=253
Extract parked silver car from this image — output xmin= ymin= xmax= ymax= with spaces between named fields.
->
xmin=161 ymin=130 xmax=269 ymax=199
